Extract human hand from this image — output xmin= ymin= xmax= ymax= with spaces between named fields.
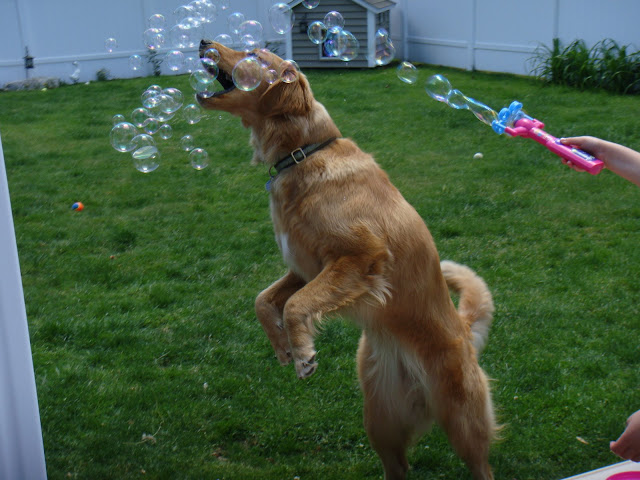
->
xmin=610 ymin=410 xmax=640 ymax=462
xmin=559 ymin=136 xmax=602 ymax=173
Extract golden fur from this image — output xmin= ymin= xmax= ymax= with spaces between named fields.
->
xmin=197 ymin=41 xmax=498 ymax=480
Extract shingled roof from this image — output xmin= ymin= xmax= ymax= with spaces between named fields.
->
xmin=289 ymin=0 xmax=395 ymax=13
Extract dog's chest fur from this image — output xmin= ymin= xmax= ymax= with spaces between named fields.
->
xmin=269 ymin=195 xmax=321 ymax=282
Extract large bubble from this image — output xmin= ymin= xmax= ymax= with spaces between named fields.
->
xmin=397 ymin=61 xmax=418 ymax=84
xmin=129 ymin=54 xmax=143 ymax=71
xmin=425 ymin=74 xmax=453 ymax=102
xmin=143 ymin=28 xmax=165 ymax=50
xmin=239 ymin=20 xmax=263 ymax=43
xmin=148 ymin=13 xmax=165 ymax=29
xmin=110 ymin=122 xmax=139 ymax=152
xmin=227 ymin=12 xmax=245 ymax=35
xmin=279 ymin=60 xmax=300 ymax=84
xmin=307 ymin=21 xmax=328 ymax=44
xmin=189 ymin=148 xmax=210 ymax=170
xmin=190 ymin=69 xmax=218 ymax=97
xmin=268 ymin=3 xmax=294 ymax=34
xmin=183 ymin=104 xmax=203 ymax=124
xmin=324 ymin=11 xmax=345 ymax=29
xmin=339 ymin=31 xmax=359 ymax=62
xmin=165 ymin=50 xmax=184 ymax=72
xmin=105 ymin=37 xmax=117 ymax=53
xmin=180 ymin=135 xmax=195 ymax=152
xmin=232 ymin=56 xmax=263 ymax=91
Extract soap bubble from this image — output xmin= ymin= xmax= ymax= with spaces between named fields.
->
xmin=228 ymin=12 xmax=245 ymax=35
xmin=202 ymin=47 xmax=221 ymax=64
xmin=148 ymin=13 xmax=165 ymax=29
xmin=239 ymin=19 xmax=264 ymax=43
xmin=425 ymin=74 xmax=453 ymax=102
xmin=232 ymin=56 xmax=262 ymax=91
xmin=219 ymin=0 xmax=229 ymax=10
xmin=163 ymin=87 xmax=184 ymax=112
xmin=279 ymin=60 xmax=300 ymax=83
xmin=179 ymin=15 xmax=201 ymax=29
xmin=165 ymin=50 xmax=184 ymax=72
xmin=339 ymin=31 xmax=359 ymax=61
xmin=195 ymin=1 xmax=217 ymax=23
xmin=189 ymin=148 xmax=209 ymax=170
xmin=174 ymin=5 xmax=196 ymax=23
xmin=190 ymin=69 xmax=218 ymax=97
xmin=446 ymin=89 xmax=468 ymax=109
xmin=376 ymin=28 xmax=390 ymax=42
xmin=324 ymin=11 xmax=344 ymax=29
xmin=143 ymin=117 xmax=161 ymax=135
xmin=214 ymin=33 xmax=233 ymax=46
xmin=168 ymin=24 xmax=190 ymax=49
xmin=158 ymin=124 xmax=173 ymax=140
xmin=264 ymin=68 xmax=278 ymax=84
xmin=180 ymin=135 xmax=195 ymax=152
xmin=184 ymin=56 xmax=200 ymax=72
xmin=131 ymin=107 xmax=150 ymax=128
xmin=110 ymin=122 xmax=139 ymax=152
xmin=324 ymin=27 xmax=348 ymax=57
xmin=105 ymin=37 xmax=117 ymax=53
xmin=397 ymin=61 xmax=418 ymax=84
xmin=465 ymin=97 xmax=498 ymax=126
xmin=240 ymin=34 xmax=260 ymax=51
xmin=183 ymin=104 xmax=203 ymax=124
xmin=143 ymin=28 xmax=165 ymax=50
xmin=129 ymin=54 xmax=143 ymax=71
xmin=257 ymin=48 xmax=273 ymax=68
xmin=308 ymin=21 xmax=328 ymax=44
xmin=374 ymin=38 xmax=395 ymax=66
xmin=302 ymin=0 xmax=319 ymax=8
xmin=269 ymin=3 xmax=294 ymax=34
xmin=132 ymin=145 xmax=160 ymax=173
xmin=112 ymin=114 xmax=125 ymax=125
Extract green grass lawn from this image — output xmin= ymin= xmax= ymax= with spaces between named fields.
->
xmin=1 ymin=64 xmax=639 ymax=479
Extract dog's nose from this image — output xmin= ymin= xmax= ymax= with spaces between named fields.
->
xmin=200 ymin=39 xmax=211 ymax=49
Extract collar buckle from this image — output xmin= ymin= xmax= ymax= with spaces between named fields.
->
xmin=290 ymin=147 xmax=306 ymax=164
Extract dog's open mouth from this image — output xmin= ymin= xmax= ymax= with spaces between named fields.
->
xmin=208 ymin=66 xmax=235 ymax=98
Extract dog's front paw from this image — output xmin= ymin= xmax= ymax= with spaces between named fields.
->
xmin=294 ymin=353 xmax=317 ymax=379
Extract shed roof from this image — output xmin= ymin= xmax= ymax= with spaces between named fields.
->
xmin=288 ymin=0 xmax=395 ymax=14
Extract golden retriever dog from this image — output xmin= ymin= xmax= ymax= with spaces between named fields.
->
xmin=197 ymin=41 xmax=498 ymax=480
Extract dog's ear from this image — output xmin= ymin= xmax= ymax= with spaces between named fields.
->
xmin=258 ymin=67 xmax=312 ymax=117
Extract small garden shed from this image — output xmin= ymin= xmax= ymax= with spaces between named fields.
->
xmin=286 ymin=0 xmax=396 ymax=68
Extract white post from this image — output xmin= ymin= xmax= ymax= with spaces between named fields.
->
xmin=0 ymin=132 xmax=47 ymax=480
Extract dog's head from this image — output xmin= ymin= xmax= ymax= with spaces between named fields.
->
xmin=196 ymin=41 xmax=313 ymax=127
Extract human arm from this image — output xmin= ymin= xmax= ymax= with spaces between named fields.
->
xmin=560 ymin=136 xmax=640 ymax=187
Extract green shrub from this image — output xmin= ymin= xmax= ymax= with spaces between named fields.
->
xmin=530 ymin=38 xmax=640 ymax=94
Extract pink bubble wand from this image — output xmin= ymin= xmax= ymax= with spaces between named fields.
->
xmin=425 ymin=74 xmax=605 ymax=175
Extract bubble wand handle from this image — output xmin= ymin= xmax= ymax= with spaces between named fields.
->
xmin=492 ymin=101 xmax=605 ymax=175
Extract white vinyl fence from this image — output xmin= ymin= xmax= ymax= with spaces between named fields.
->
xmin=1 ymin=0 xmax=639 ymax=85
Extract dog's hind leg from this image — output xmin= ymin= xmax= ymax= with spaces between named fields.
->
xmin=357 ymin=332 xmax=433 ymax=480
xmin=255 ymin=270 xmax=306 ymax=365
xmin=433 ymin=360 xmax=495 ymax=480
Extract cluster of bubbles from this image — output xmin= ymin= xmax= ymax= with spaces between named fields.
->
xmin=110 ymin=84 xmax=211 ymax=172
xmin=105 ymin=2 xmax=401 ymax=173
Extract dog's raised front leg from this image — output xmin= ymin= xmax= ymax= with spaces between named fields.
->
xmin=284 ymin=255 xmax=381 ymax=379
xmin=255 ymin=270 xmax=306 ymax=365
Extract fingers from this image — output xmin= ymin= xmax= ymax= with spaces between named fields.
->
xmin=560 ymin=158 xmax=586 ymax=173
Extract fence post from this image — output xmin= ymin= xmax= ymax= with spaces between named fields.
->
xmin=0 ymin=132 xmax=47 ymax=480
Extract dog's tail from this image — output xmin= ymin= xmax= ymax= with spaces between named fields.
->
xmin=441 ymin=260 xmax=494 ymax=355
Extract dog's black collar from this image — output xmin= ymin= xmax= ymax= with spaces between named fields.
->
xmin=269 ymin=137 xmax=338 ymax=178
